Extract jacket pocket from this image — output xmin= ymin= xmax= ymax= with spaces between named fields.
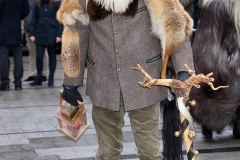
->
xmin=136 ymin=6 xmax=147 ymax=13
xmin=146 ymin=54 xmax=162 ymax=63
xmin=87 ymin=56 xmax=95 ymax=65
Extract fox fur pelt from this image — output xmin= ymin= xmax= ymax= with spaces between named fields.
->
xmin=191 ymin=0 xmax=240 ymax=132
xmin=56 ymin=0 xmax=193 ymax=78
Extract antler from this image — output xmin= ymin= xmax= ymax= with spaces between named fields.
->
xmin=132 ymin=64 xmax=228 ymax=103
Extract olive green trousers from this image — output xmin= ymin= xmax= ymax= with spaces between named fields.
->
xmin=92 ymin=101 xmax=163 ymax=160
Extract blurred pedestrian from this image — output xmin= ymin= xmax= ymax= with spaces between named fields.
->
xmin=23 ymin=0 xmax=49 ymax=84
xmin=193 ymin=0 xmax=200 ymax=29
xmin=29 ymin=0 xmax=63 ymax=86
xmin=0 ymin=0 xmax=29 ymax=90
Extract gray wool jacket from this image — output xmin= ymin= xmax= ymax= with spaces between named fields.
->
xmin=62 ymin=0 xmax=194 ymax=111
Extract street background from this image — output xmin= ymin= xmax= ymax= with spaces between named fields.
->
xmin=0 ymin=54 xmax=240 ymax=160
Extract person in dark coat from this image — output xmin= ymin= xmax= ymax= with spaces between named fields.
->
xmin=29 ymin=0 xmax=63 ymax=86
xmin=23 ymin=0 xmax=49 ymax=84
xmin=0 ymin=0 xmax=29 ymax=90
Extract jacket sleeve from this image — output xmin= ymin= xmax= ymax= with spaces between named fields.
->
xmin=57 ymin=23 xmax=64 ymax=38
xmin=56 ymin=1 xmax=63 ymax=38
xmin=29 ymin=4 xmax=38 ymax=37
xmin=0 ymin=0 xmax=4 ymax=13
xmin=170 ymin=34 xmax=194 ymax=74
xmin=57 ymin=0 xmax=90 ymax=86
xmin=21 ymin=0 xmax=30 ymax=20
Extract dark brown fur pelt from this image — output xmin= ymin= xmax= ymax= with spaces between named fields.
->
xmin=190 ymin=0 xmax=240 ymax=132
xmin=87 ymin=0 xmax=138 ymax=21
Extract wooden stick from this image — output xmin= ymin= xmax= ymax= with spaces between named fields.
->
xmin=132 ymin=64 xmax=228 ymax=100
xmin=180 ymin=113 xmax=196 ymax=160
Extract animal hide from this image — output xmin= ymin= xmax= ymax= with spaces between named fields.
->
xmin=143 ymin=0 xmax=193 ymax=78
xmin=57 ymin=0 xmax=89 ymax=78
xmin=191 ymin=0 xmax=240 ymax=132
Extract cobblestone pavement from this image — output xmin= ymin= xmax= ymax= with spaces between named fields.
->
xmin=0 ymin=55 xmax=240 ymax=160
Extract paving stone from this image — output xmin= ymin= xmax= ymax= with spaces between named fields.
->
xmin=0 ymin=113 xmax=13 ymax=119
xmin=191 ymin=133 xmax=216 ymax=150
xmin=50 ymin=136 xmax=89 ymax=148
xmin=8 ymin=103 xmax=27 ymax=108
xmin=22 ymin=109 xmax=43 ymax=114
xmin=7 ymin=108 xmax=26 ymax=113
xmin=8 ymin=132 xmax=44 ymax=141
xmin=0 ymin=108 xmax=12 ymax=113
xmin=183 ymin=154 xmax=214 ymax=160
xmin=42 ymin=131 xmax=66 ymax=137
xmin=34 ymin=123 xmax=56 ymax=131
xmin=18 ymin=102 xmax=37 ymax=107
xmin=14 ymin=141 xmax=53 ymax=151
xmin=64 ymin=143 xmax=138 ymax=159
xmin=59 ymin=145 xmax=98 ymax=159
xmin=11 ymin=113 xmax=31 ymax=118
xmin=35 ymin=147 xmax=76 ymax=157
xmin=21 ymin=125 xmax=41 ymax=132
xmin=0 ymin=128 xmax=24 ymax=135
xmin=29 ymin=136 xmax=71 ymax=145
xmin=28 ymin=113 xmax=52 ymax=119
xmin=4 ymin=122 xmax=36 ymax=130
xmin=0 ymin=135 xmax=9 ymax=141
xmin=16 ymin=117 xmax=50 ymax=124
xmin=75 ymin=134 xmax=97 ymax=146
xmin=0 ymin=124 xmax=4 ymax=130
xmin=0 ymin=145 xmax=14 ymax=153
xmin=0 ymin=139 xmax=29 ymax=146
xmin=62 ymin=158 xmax=94 ymax=160
xmin=0 ymin=151 xmax=37 ymax=159
xmin=123 ymin=131 xmax=135 ymax=143
xmin=20 ymin=155 xmax=61 ymax=160
xmin=207 ymin=134 xmax=240 ymax=148
xmin=0 ymin=104 xmax=9 ymax=108
xmin=83 ymin=128 xmax=97 ymax=135
xmin=207 ymin=151 xmax=240 ymax=160
xmin=0 ymin=119 xmax=18 ymax=125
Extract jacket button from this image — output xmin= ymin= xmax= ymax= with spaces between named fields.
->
xmin=115 ymin=50 xmax=119 ymax=54
xmin=114 ymin=31 xmax=118 ymax=34
xmin=118 ymin=68 xmax=121 ymax=72
xmin=45 ymin=9 xmax=47 ymax=11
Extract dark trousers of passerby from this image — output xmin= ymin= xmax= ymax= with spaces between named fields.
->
xmin=33 ymin=44 xmax=56 ymax=86
xmin=0 ymin=45 xmax=23 ymax=88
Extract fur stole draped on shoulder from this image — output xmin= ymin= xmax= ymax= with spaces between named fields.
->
xmin=57 ymin=0 xmax=193 ymax=78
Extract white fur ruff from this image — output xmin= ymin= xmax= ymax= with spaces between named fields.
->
xmin=93 ymin=0 xmax=133 ymax=13
xmin=177 ymin=97 xmax=194 ymax=126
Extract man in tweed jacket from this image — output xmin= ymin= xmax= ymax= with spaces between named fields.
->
xmin=57 ymin=0 xmax=194 ymax=159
